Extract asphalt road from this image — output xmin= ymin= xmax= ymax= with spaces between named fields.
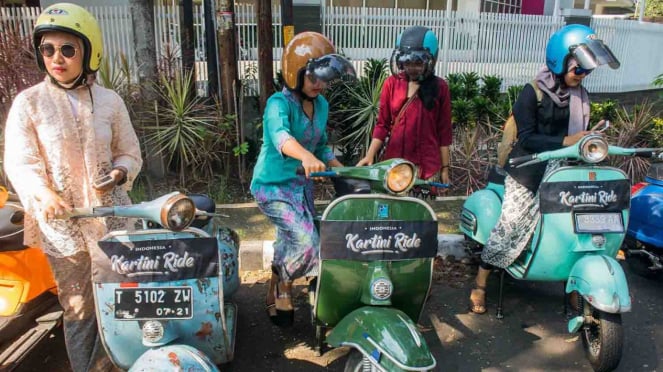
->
xmin=14 ymin=260 xmax=663 ymax=372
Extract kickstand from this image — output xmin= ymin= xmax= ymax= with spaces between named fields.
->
xmin=496 ymin=270 xmax=505 ymax=319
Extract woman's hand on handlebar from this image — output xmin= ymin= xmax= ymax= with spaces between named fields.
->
xmin=356 ymin=156 xmax=373 ymax=167
xmin=301 ymin=154 xmax=326 ymax=180
xmin=563 ymin=131 xmax=593 ymax=146
xmin=37 ymin=189 xmax=73 ymax=221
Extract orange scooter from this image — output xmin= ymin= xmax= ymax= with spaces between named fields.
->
xmin=0 ymin=186 xmax=62 ymax=371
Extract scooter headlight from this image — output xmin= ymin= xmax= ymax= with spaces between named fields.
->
xmin=160 ymin=194 xmax=196 ymax=231
xmin=579 ymin=135 xmax=609 ymax=164
xmin=142 ymin=320 xmax=165 ymax=343
xmin=385 ymin=161 xmax=415 ymax=195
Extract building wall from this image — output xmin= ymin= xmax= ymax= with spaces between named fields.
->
xmin=522 ymin=0 xmax=545 ymax=14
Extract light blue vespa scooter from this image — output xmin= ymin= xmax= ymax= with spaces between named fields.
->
xmin=460 ymin=134 xmax=661 ymax=372
xmin=61 ymin=192 xmax=239 ymax=370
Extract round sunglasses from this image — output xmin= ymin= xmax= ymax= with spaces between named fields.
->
xmin=38 ymin=43 xmax=78 ymax=59
xmin=572 ymin=65 xmax=593 ymax=76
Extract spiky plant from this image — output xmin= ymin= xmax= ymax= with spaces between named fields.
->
xmin=607 ymin=102 xmax=660 ymax=183
xmin=450 ymin=125 xmax=493 ymax=195
xmin=481 ymin=75 xmax=502 ymax=102
xmin=460 ymin=72 xmax=481 ymax=99
xmin=451 ymin=98 xmax=475 ymax=127
xmin=143 ymin=70 xmax=217 ymax=186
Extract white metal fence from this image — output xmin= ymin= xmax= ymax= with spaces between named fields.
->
xmin=2 ymin=4 xmax=662 ymax=95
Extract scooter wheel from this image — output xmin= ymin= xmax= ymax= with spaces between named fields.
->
xmin=581 ymin=309 xmax=623 ymax=372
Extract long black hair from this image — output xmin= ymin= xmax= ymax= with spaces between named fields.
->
xmin=418 ymin=75 xmax=439 ymax=111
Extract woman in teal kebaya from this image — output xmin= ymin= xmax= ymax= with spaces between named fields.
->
xmin=250 ymin=31 xmax=354 ymax=327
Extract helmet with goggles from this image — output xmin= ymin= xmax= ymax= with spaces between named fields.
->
xmin=281 ymin=32 xmax=356 ymax=92
xmin=390 ymin=26 xmax=439 ymax=81
xmin=545 ymin=24 xmax=620 ymax=76
xmin=33 ymin=3 xmax=103 ymax=75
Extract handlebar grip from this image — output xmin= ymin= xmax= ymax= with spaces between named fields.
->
xmin=309 ymin=171 xmax=337 ymax=178
xmin=509 ymin=154 xmax=536 ymax=166
xmin=295 ymin=166 xmax=336 ymax=178
xmin=427 ymin=182 xmax=449 ymax=189
xmin=634 ymin=150 xmax=656 ymax=158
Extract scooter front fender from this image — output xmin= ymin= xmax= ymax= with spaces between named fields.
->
xmin=325 ymin=306 xmax=435 ymax=371
xmin=128 ymin=344 xmax=219 ymax=372
xmin=567 ymin=255 xmax=631 ymax=314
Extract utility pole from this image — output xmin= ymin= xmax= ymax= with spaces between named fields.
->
xmin=216 ymin=0 xmax=239 ymax=115
xmin=281 ymin=0 xmax=294 ymax=47
xmin=203 ymin=0 xmax=219 ymax=98
xmin=257 ymin=0 xmax=274 ymax=111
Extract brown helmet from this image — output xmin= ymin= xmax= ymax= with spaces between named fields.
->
xmin=282 ymin=32 xmax=355 ymax=91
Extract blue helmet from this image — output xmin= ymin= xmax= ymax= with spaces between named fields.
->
xmin=545 ymin=24 xmax=620 ymax=76
xmin=390 ymin=26 xmax=439 ymax=80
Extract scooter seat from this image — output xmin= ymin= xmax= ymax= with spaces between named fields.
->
xmin=0 ymin=203 xmax=27 ymax=252
xmin=332 ymin=178 xmax=371 ymax=197
xmin=488 ymin=165 xmax=507 ymax=185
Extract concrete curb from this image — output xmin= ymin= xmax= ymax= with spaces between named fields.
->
xmin=238 ymin=233 xmax=467 ymax=272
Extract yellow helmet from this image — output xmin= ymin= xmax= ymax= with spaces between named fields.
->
xmin=33 ymin=3 xmax=103 ymax=74
xmin=281 ymin=32 xmax=355 ymax=91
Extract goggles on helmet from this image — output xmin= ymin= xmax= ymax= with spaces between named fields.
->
xmin=396 ymin=49 xmax=433 ymax=66
xmin=305 ymin=54 xmax=356 ymax=85
xmin=570 ymin=39 xmax=620 ymax=71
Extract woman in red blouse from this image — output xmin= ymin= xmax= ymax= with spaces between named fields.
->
xmin=357 ymin=26 xmax=452 ymax=184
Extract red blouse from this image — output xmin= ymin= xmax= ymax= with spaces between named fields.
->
xmin=372 ymin=74 xmax=452 ymax=180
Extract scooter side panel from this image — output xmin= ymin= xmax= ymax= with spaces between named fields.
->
xmin=628 ymin=185 xmax=663 ymax=248
xmin=459 ymin=185 xmax=503 ymax=245
xmin=326 ymin=306 xmax=435 ymax=371
xmin=566 ymin=255 xmax=631 ymax=313
xmin=316 ymin=259 xmax=432 ymax=326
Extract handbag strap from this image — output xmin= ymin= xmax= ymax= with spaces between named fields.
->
xmin=393 ymin=93 xmax=417 ymax=128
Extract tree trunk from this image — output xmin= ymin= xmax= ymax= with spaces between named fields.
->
xmin=257 ymin=0 xmax=274 ymax=112
xmin=129 ymin=0 xmax=165 ymax=179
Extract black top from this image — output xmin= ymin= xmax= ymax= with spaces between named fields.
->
xmin=504 ymin=83 xmax=573 ymax=192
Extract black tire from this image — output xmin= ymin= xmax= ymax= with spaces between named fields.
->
xmin=581 ymin=309 xmax=623 ymax=372
xmin=344 ymin=350 xmax=379 ymax=372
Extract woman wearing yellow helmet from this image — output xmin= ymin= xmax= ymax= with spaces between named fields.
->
xmin=250 ymin=32 xmax=355 ymax=327
xmin=3 ymin=3 xmax=142 ymax=370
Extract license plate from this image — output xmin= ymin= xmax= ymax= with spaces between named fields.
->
xmin=114 ymin=287 xmax=192 ymax=320
xmin=574 ymin=212 xmax=624 ymax=233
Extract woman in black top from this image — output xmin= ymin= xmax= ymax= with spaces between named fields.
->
xmin=469 ymin=24 xmax=620 ymax=314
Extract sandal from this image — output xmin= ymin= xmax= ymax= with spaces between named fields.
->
xmin=272 ymin=280 xmax=294 ymax=327
xmin=469 ymin=285 xmax=487 ymax=314
xmin=265 ymin=271 xmax=278 ymax=320
xmin=267 ymin=266 xmax=294 ymax=327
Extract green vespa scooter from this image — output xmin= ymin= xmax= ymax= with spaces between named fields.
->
xmin=308 ymin=158 xmax=445 ymax=372
xmin=460 ymin=134 xmax=661 ymax=372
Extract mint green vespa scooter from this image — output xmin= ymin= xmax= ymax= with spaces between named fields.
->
xmin=460 ymin=134 xmax=661 ymax=372
xmin=309 ymin=158 xmax=445 ymax=371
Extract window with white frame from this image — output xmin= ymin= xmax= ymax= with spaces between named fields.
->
xmin=481 ymin=0 xmax=522 ymax=13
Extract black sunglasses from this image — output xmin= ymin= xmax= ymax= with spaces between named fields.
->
xmin=573 ymin=65 xmax=593 ymax=76
xmin=38 ymin=43 xmax=78 ymax=59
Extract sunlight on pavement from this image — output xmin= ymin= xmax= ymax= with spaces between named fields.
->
xmin=429 ymin=313 xmax=467 ymax=344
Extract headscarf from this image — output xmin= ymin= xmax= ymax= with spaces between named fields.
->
xmin=534 ymin=57 xmax=590 ymax=135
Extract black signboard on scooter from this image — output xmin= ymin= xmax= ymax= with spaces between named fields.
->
xmin=320 ymin=220 xmax=438 ymax=261
xmin=91 ymin=237 xmax=219 ymax=283
xmin=539 ymin=179 xmax=630 ymax=214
